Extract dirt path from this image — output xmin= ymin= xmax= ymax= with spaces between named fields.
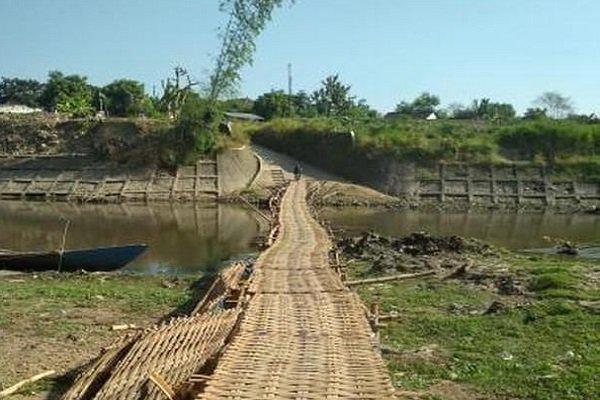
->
xmin=197 ymin=180 xmax=396 ymax=399
xmin=251 ymin=145 xmax=399 ymax=206
xmin=252 ymin=144 xmax=343 ymax=183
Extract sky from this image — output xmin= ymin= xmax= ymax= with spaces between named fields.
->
xmin=1 ymin=0 xmax=599 ymax=115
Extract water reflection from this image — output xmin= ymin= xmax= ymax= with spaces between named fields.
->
xmin=0 ymin=201 xmax=266 ymax=274
xmin=322 ymin=208 xmax=600 ymax=250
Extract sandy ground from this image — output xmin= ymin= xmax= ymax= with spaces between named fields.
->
xmin=0 ymin=273 xmax=193 ymax=399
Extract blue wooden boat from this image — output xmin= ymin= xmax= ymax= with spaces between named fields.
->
xmin=0 ymin=244 xmax=148 ymax=272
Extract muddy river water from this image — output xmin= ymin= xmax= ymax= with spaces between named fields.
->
xmin=0 ymin=201 xmax=266 ymax=274
xmin=322 ymin=208 xmax=600 ymax=258
xmin=1 ymin=201 xmax=599 ymax=275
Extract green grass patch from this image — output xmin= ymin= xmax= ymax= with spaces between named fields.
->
xmin=350 ymin=254 xmax=600 ymax=399
xmin=0 ymin=273 xmax=196 ymax=334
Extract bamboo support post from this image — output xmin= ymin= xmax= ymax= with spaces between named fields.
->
xmin=194 ymin=162 xmax=199 ymax=200
xmin=514 ymin=165 xmax=523 ymax=204
xmin=572 ymin=180 xmax=580 ymax=202
xmin=119 ymin=178 xmax=129 ymax=200
xmin=370 ymin=302 xmax=380 ymax=340
xmin=466 ymin=166 xmax=473 ymax=203
xmin=214 ymin=158 xmax=220 ymax=197
xmin=542 ymin=167 xmax=554 ymax=206
xmin=490 ymin=165 xmax=498 ymax=204
xmin=67 ymin=180 xmax=80 ymax=201
xmin=170 ymin=170 xmax=179 ymax=201
xmin=145 ymin=170 xmax=156 ymax=202
xmin=21 ymin=178 xmax=35 ymax=197
xmin=439 ymin=163 xmax=446 ymax=202
xmin=47 ymin=174 xmax=61 ymax=197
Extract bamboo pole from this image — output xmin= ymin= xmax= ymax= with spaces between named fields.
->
xmin=236 ymin=194 xmax=273 ymax=223
xmin=346 ymin=270 xmax=435 ymax=286
xmin=0 ymin=370 xmax=55 ymax=398
xmin=148 ymin=371 xmax=175 ymax=400
xmin=57 ymin=218 xmax=71 ymax=272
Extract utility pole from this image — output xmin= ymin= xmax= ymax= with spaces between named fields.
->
xmin=287 ymin=63 xmax=293 ymax=116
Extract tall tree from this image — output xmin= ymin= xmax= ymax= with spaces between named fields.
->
xmin=208 ymin=0 xmax=293 ymax=101
xmin=534 ymin=91 xmax=574 ymax=119
xmin=312 ymin=74 xmax=354 ymax=117
xmin=0 ymin=77 xmax=44 ymax=107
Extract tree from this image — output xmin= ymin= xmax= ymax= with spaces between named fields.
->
xmin=208 ymin=0 xmax=293 ymax=101
xmin=39 ymin=71 xmax=93 ymax=116
xmin=102 ymin=79 xmax=146 ymax=116
xmin=523 ymin=107 xmax=547 ymax=120
xmin=349 ymin=98 xmax=378 ymax=119
xmin=0 ymin=77 xmax=44 ymax=107
xmin=163 ymin=0 xmax=293 ymax=163
xmin=448 ymin=103 xmax=476 ymax=119
xmin=534 ymin=91 xmax=574 ymax=119
xmin=471 ymin=98 xmax=515 ymax=122
xmin=395 ymin=92 xmax=440 ymax=118
xmin=312 ymin=74 xmax=354 ymax=117
xmin=292 ymin=90 xmax=316 ymax=117
xmin=158 ymin=66 xmax=198 ymax=120
xmin=253 ymin=90 xmax=290 ymax=119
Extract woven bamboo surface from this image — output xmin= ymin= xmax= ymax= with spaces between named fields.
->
xmin=62 ymin=333 xmax=142 ymax=400
xmin=63 ymin=309 xmax=240 ymax=400
xmin=197 ymin=180 xmax=396 ymax=399
xmin=95 ymin=310 xmax=239 ymax=400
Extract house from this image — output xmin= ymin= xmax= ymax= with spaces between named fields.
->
xmin=0 ymin=104 xmax=43 ymax=114
xmin=224 ymin=112 xmax=264 ymax=122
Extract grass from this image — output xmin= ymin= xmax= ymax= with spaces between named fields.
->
xmin=349 ymin=254 xmax=600 ymax=399
xmin=0 ymin=272 xmax=198 ymax=395
xmin=242 ymin=117 xmax=600 ymax=181
xmin=0 ymin=272 xmax=195 ymax=321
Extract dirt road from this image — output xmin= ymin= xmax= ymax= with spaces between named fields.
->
xmin=197 ymin=180 xmax=396 ymax=399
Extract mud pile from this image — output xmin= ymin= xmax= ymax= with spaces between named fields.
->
xmin=337 ymin=231 xmax=525 ymax=295
xmin=338 ymin=231 xmax=491 ymax=274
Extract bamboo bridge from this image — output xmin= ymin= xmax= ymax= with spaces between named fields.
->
xmin=64 ymin=180 xmax=396 ymax=399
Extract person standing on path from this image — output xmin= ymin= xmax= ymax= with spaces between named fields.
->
xmin=293 ymin=162 xmax=303 ymax=180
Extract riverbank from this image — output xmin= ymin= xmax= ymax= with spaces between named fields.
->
xmin=333 ymin=230 xmax=600 ymax=399
xmin=246 ymin=118 xmax=600 ymax=213
xmin=0 ymin=272 xmax=198 ymax=399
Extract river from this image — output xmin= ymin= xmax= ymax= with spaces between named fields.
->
xmin=2 ymin=201 xmax=599 ymax=275
xmin=0 ymin=201 xmax=266 ymax=274
xmin=322 ymin=208 xmax=600 ymax=258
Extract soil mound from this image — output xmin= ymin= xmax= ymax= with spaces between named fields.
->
xmin=337 ymin=231 xmax=527 ymax=295
xmin=338 ymin=231 xmax=491 ymax=273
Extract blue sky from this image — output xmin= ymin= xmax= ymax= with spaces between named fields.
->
xmin=1 ymin=0 xmax=599 ymax=114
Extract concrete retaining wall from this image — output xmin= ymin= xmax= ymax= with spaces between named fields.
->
xmin=217 ymin=147 xmax=260 ymax=196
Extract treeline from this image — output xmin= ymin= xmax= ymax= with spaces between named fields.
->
xmin=0 ymin=72 xmax=155 ymax=117
xmin=3 ymin=70 xmax=600 ymax=169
